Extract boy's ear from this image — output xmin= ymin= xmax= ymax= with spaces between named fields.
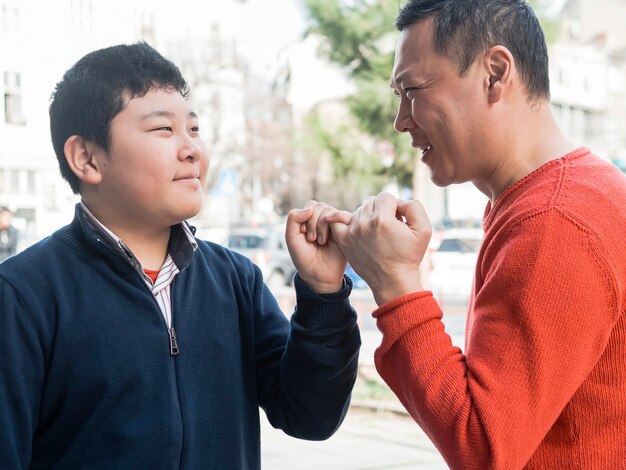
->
xmin=483 ymin=45 xmax=514 ymax=104
xmin=64 ymin=136 xmax=103 ymax=185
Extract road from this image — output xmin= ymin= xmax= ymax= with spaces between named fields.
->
xmin=262 ymin=285 xmax=467 ymax=469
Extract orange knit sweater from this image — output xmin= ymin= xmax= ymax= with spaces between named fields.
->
xmin=373 ymin=148 xmax=626 ymax=469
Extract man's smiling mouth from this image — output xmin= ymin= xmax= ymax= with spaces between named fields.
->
xmin=419 ymin=144 xmax=433 ymax=159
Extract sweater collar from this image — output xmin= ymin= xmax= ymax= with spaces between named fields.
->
xmin=482 ymin=147 xmax=590 ymax=231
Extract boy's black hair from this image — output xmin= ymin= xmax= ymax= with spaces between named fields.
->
xmin=395 ymin=0 xmax=550 ymax=101
xmin=49 ymin=42 xmax=189 ymax=194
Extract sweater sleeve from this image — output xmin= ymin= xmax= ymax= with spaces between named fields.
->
xmin=0 ymin=278 xmax=45 ymax=468
xmin=373 ymin=210 xmax=620 ymax=469
xmin=256 ymin=272 xmax=361 ymax=440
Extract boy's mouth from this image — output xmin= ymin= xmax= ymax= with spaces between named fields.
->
xmin=173 ymin=173 xmax=199 ymax=181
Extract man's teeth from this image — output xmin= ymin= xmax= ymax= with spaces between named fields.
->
xmin=422 ymin=144 xmax=432 ymax=153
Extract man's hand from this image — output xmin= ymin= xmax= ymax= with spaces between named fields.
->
xmin=327 ymin=193 xmax=432 ymax=305
xmin=286 ymin=201 xmax=348 ymax=294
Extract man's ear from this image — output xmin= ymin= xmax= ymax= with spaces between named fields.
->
xmin=483 ymin=45 xmax=514 ymax=104
xmin=64 ymin=135 xmax=103 ymax=185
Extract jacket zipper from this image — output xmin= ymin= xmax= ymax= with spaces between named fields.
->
xmin=169 ymin=327 xmax=180 ymax=356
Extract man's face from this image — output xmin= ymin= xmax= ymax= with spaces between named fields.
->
xmin=391 ymin=19 xmax=489 ymax=187
xmin=92 ymin=88 xmax=209 ymax=230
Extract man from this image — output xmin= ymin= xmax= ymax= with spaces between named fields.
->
xmin=307 ymin=0 xmax=626 ymax=467
xmin=0 ymin=206 xmax=18 ymax=261
xmin=0 ymin=42 xmax=360 ymax=468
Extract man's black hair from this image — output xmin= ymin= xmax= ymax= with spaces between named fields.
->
xmin=395 ymin=0 xmax=550 ymax=100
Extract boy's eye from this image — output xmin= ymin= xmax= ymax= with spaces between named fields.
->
xmin=190 ymin=126 xmax=200 ymax=132
xmin=152 ymin=126 xmax=172 ymax=132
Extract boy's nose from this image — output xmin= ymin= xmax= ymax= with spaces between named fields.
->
xmin=179 ymin=138 xmax=203 ymax=162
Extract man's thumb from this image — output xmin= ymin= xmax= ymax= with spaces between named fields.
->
xmin=397 ymin=200 xmax=431 ymax=236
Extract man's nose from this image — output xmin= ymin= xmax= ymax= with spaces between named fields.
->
xmin=394 ymin=101 xmax=417 ymax=133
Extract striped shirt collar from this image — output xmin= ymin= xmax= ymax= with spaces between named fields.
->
xmin=78 ymin=201 xmax=198 ymax=275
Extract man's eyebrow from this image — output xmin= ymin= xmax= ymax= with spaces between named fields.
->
xmin=391 ymin=70 xmax=409 ymax=89
xmin=140 ymin=110 xmax=199 ymax=120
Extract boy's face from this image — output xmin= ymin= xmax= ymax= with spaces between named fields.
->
xmin=93 ymin=88 xmax=209 ymax=230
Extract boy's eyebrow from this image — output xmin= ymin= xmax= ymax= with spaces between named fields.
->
xmin=140 ymin=110 xmax=199 ymax=120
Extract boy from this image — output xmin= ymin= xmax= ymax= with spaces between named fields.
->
xmin=0 ymin=42 xmax=360 ymax=469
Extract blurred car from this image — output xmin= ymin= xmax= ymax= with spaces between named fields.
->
xmin=345 ymin=263 xmax=368 ymax=289
xmin=227 ymin=225 xmax=296 ymax=289
xmin=426 ymin=228 xmax=483 ymax=303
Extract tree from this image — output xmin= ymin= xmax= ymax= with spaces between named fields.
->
xmin=303 ymin=0 xmax=414 ymax=192
xmin=298 ymin=99 xmax=388 ymax=210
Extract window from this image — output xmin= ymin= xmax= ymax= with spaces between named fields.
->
xmin=134 ymin=10 xmax=156 ymax=45
xmin=4 ymin=71 xmax=25 ymax=125
xmin=27 ymin=170 xmax=36 ymax=194
xmin=437 ymin=238 xmax=481 ymax=253
xmin=1 ymin=1 xmax=19 ymax=35
xmin=8 ymin=169 xmax=19 ymax=193
xmin=228 ymin=235 xmax=267 ymax=249
xmin=70 ymin=0 xmax=93 ymax=44
xmin=583 ymin=110 xmax=598 ymax=141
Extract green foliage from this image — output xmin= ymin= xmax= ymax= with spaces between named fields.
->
xmin=346 ymin=77 xmax=414 ymax=188
xmin=528 ymin=0 xmax=562 ymax=44
xmin=303 ymin=0 xmax=413 ymax=191
xmin=305 ymin=0 xmax=398 ymax=77
xmin=301 ymin=105 xmax=388 ymax=204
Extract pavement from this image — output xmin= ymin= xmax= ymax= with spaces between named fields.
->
xmin=261 ymin=407 xmax=448 ymax=469
xmin=263 ymin=285 xmax=468 ymax=469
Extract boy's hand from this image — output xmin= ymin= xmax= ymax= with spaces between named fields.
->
xmin=286 ymin=201 xmax=350 ymax=294
xmin=326 ymin=193 xmax=431 ymax=306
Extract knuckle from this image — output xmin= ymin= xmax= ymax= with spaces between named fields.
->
xmin=371 ymin=214 xmax=386 ymax=230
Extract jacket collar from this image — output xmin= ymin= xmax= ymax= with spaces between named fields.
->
xmin=75 ymin=202 xmax=197 ymax=275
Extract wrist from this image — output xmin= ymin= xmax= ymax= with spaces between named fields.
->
xmin=371 ymin=276 xmax=423 ymax=306
xmin=299 ymin=275 xmax=346 ymax=294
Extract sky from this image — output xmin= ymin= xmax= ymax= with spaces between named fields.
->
xmin=154 ymin=0 xmax=306 ymax=75
xmin=242 ymin=0 xmax=307 ymax=74
xmin=149 ymin=0 xmax=352 ymax=113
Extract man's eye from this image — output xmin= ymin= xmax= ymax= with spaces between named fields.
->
xmin=190 ymin=126 xmax=200 ymax=132
xmin=153 ymin=126 xmax=172 ymax=132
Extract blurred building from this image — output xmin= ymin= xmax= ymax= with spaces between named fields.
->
xmin=0 ymin=0 xmax=159 ymax=247
xmin=548 ymin=0 xmax=626 ymax=167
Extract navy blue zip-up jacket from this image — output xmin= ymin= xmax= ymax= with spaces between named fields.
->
xmin=0 ymin=208 xmax=360 ymax=469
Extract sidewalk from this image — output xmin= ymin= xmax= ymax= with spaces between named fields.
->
xmin=261 ymin=407 xmax=448 ymax=469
